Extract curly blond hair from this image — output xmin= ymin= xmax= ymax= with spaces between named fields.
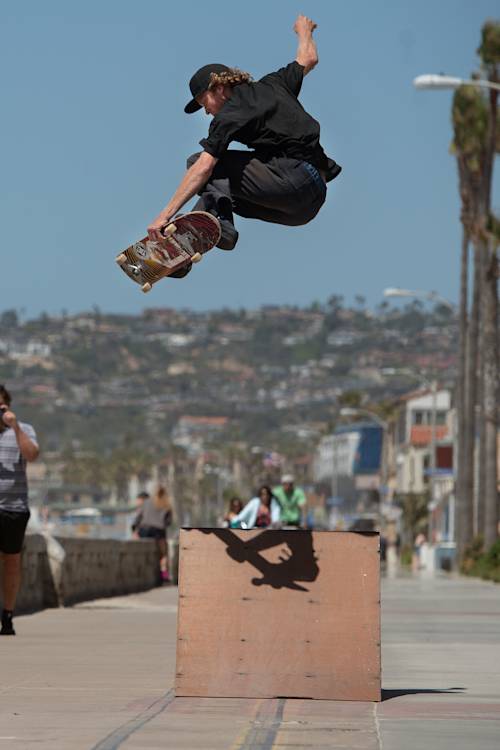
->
xmin=208 ymin=68 xmax=253 ymax=89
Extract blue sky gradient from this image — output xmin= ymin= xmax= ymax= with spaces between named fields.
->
xmin=2 ymin=0 xmax=499 ymax=316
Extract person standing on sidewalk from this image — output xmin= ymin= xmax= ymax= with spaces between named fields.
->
xmin=132 ymin=486 xmax=172 ymax=584
xmin=273 ymin=474 xmax=306 ymax=528
xmin=0 ymin=385 xmax=39 ymax=636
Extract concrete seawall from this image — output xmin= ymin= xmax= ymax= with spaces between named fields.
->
xmin=0 ymin=534 xmax=161 ymax=613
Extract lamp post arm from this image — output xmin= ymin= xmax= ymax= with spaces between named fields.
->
xmin=414 ymin=74 xmax=500 ymax=92
xmin=455 ymin=78 xmax=500 ymax=92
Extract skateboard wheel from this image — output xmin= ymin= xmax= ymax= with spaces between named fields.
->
xmin=163 ymin=223 xmax=176 ymax=238
xmin=191 ymin=252 xmax=202 ymax=263
xmin=116 ymin=253 xmax=127 ymax=266
xmin=141 ymin=283 xmax=152 ymax=293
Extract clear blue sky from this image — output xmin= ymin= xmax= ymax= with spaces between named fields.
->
xmin=2 ymin=0 xmax=498 ymax=317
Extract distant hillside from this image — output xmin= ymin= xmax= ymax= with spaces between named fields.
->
xmin=0 ymin=298 xmax=457 ymax=459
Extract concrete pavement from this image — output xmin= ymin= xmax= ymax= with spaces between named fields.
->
xmin=1 ymin=572 xmax=499 ymax=749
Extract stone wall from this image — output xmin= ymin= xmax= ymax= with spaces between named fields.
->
xmin=0 ymin=535 xmax=161 ymax=614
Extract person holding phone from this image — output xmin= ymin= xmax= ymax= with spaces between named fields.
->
xmin=0 ymin=384 xmax=39 ymax=636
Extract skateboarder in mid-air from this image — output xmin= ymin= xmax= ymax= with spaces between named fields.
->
xmin=147 ymin=14 xmax=341 ymax=277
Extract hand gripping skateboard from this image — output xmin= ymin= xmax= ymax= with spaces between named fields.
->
xmin=116 ymin=211 xmax=221 ymax=293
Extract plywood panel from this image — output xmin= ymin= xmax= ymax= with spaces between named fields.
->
xmin=175 ymin=529 xmax=380 ymax=701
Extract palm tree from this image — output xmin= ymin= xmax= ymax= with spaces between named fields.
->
xmin=477 ymin=21 xmax=499 ymax=549
xmin=452 ymin=20 xmax=499 ymax=558
xmin=453 ymin=158 xmax=474 ymax=555
xmin=452 ymin=84 xmax=487 ymax=557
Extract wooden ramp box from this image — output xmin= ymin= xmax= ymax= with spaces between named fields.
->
xmin=175 ymin=529 xmax=380 ymax=701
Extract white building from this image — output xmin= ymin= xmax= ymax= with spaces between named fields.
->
xmin=395 ymin=389 xmax=452 ymax=496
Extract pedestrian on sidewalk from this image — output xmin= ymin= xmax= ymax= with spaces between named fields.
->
xmin=412 ymin=532 xmax=428 ymax=573
xmin=0 ymin=385 xmax=39 ymax=636
xmin=131 ymin=491 xmax=150 ymax=539
xmin=132 ymin=486 xmax=172 ymax=584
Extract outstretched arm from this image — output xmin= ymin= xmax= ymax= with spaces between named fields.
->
xmin=147 ymin=151 xmax=217 ymax=241
xmin=294 ymin=14 xmax=318 ymax=74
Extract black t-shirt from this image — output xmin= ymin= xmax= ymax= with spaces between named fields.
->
xmin=199 ymin=61 xmax=340 ymax=182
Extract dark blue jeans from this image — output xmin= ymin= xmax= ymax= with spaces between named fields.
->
xmin=188 ymin=151 xmax=327 ymax=249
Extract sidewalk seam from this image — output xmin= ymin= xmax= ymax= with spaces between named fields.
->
xmin=373 ymin=702 xmax=383 ymax=749
xmin=236 ymin=698 xmax=286 ymax=750
xmin=90 ymin=689 xmax=175 ymax=750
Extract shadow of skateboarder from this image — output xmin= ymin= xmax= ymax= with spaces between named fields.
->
xmin=197 ymin=528 xmax=319 ymax=591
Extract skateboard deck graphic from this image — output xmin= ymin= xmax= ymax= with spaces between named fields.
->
xmin=116 ymin=211 xmax=221 ymax=293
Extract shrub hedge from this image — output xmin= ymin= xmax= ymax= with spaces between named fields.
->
xmin=461 ymin=537 xmax=500 ymax=583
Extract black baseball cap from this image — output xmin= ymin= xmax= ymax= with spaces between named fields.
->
xmin=184 ymin=64 xmax=231 ymax=113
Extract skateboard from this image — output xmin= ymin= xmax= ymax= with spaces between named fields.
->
xmin=116 ymin=211 xmax=221 ymax=293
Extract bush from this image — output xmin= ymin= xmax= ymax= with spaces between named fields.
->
xmin=462 ymin=537 xmax=500 ymax=583
xmin=460 ymin=535 xmax=484 ymax=574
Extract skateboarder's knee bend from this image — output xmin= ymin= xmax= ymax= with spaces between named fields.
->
xmin=286 ymin=200 xmax=325 ymax=227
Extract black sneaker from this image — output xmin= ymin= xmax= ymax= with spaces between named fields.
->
xmin=0 ymin=611 xmax=16 ymax=636
xmin=216 ymin=216 xmax=238 ymax=250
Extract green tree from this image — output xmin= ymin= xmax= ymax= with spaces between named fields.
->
xmin=338 ymin=390 xmax=363 ymax=408
xmin=397 ymin=492 xmax=429 ymax=548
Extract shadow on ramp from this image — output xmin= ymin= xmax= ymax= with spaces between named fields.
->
xmin=195 ymin=528 xmax=319 ymax=592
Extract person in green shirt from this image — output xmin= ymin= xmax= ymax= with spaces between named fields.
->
xmin=273 ymin=474 xmax=306 ymax=528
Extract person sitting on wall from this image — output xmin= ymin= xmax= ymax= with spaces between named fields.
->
xmin=230 ymin=486 xmax=281 ymax=529
xmin=223 ymin=496 xmax=244 ymax=528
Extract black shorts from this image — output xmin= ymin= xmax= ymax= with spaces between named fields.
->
xmin=138 ymin=526 xmax=165 ymax=541
xmin=0 ymin=510 xmax=30 ymax=554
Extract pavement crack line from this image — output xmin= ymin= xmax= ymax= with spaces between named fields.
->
xmin=90 ymin=689 xmax=175 ymax=750
xmin=373 ymin=702 xmax=383 ymax=749
xmin=236 ymin=698 xmax=286 ymax=750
